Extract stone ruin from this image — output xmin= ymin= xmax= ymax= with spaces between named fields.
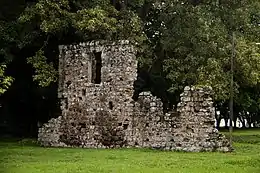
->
xmin=38 ymin=40 xmax=232 ymax=152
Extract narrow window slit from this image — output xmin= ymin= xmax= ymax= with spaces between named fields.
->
xmin=82 ymin=89 xmax=86 ymax=96
xmin=92 ymin=51 xmax=102 ymax=84
xmin=109 ymin=101 xmax=114 ymax=110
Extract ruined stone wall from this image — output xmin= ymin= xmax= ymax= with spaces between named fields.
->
xmin=170 ymin=86 xmax=231 ymax=151
xmin=131 ymin=86 xmax=231 ymax=152
xmin=57 ymin=40 xmax=137 ymax=148
xmin=38 ymin=40 xmax=231 ymax=152
xmin=132 ymin=91 xmax=170 ymax=149
xmin=38 ymin=116 xmax=66 ymax=147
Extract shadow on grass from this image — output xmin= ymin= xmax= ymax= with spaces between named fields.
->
xmin=222 ymin=133 xmax=260 ymax=144
xmin=232 ymin=135 xmax=260 ymax=144
xmin=0 ymin=137 xmax=40 ymax=147
xmin=220 ymin=128 xmax=260 ymax=144
xmin=219 ymin=127 xmax=260 ymax=133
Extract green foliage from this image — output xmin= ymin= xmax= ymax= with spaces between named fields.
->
xmin=0 ymin=21 xmax=18 ymax=63
xmin=0 ymin=65 xmax=13 ymax=95
xmin=146 ymin=2 xmax=231 ymax=100
xmin=16 ymin=0 xmax=145 ymax=87
xmin=235 ymin=38 xmax=260 ymax=86
xmin=197 ymin=58 xmax=230 ymax=101
xmin=18 ymin=0 xmax=144 ymax=41
xmin=74 ymin=7 xmax=118 ymax=34
xmin=27 ymin=50 xmax=57 ymax=87
xmin=19 ymin=0 xmax=71 ymax=34
xmin=141 ymin=0 xmax=260 ymax=108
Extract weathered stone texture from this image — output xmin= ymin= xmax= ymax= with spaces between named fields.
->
xmin=171 ymin=86 xmax=231 ymax=152
xmin=131 ymin=87 xmax=231 ymax=152
xmin=38 ymin=116 xmax=67 ymax=147
xmin=57 ymin=40 xmax=136 ymax=148
xmin=38 ymin=40 xmax=232 ymax=152
xmin=133 ymin=91 xmax=170 ymax=149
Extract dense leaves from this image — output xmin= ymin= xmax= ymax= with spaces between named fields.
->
xmin=15 ymin=0 xmax=145 ymax=86
xmin=27 ymin=50 xmax=57 ymax=87
xmin=0 ymin=65 xmax=13 ymax=95
xmin=140 ymin=0 xmax=260 ymax=126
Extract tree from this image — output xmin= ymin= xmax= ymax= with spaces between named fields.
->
xmin=16 ymin=0 xmax=146 ymax=86
xmin=140 ymin=0 xmax=260 ymax=112
xmin=0 ymin=0 xmax=26 ymax=94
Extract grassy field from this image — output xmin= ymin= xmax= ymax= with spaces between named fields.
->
xmin=0 ymin=129 xmax=260 ymax=173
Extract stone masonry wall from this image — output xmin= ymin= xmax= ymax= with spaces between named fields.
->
xmin=171 ymin=86 xmax=231 ymax=152
xmin=133 ymin=91 xmax=169 ymax=149
xmin=38 ymin=40 xmax=232 ymax=152
xmin=57 ymin=40 xmax=137 ymax=148
xmin=132 ymin=87 xmax=231 ymax=152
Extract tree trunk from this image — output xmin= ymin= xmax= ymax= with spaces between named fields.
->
xmin=216 ymin=118 xmax=221 ymax=129
xmin=248 ymin=121 xmax=252 ymax=128
xmin=242 ymin=120 xmax=246 ymax=128
xmin=246 ymin=115 xmax=252 ymax=128
xmin=224 ymin=118 xmax=229 ymax=129
xmin=233 ymin=117 xmax=237 ymax=128
xmin=215 ymin=107 xmax=220 ymax=129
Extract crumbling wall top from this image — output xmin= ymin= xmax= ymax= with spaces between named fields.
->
xmin=58 ymin=40 xmax=134 ymax=51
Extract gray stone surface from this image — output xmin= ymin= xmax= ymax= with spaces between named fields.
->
xmin=38 ymin=40 xmax=232 ymax=152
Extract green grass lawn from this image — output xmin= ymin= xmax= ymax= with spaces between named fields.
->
xmin=1 ymin=129 xmax=260 ymax=173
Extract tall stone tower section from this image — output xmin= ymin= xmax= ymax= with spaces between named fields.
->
xmin=57 ymin=40 xmax=137 ymax=147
